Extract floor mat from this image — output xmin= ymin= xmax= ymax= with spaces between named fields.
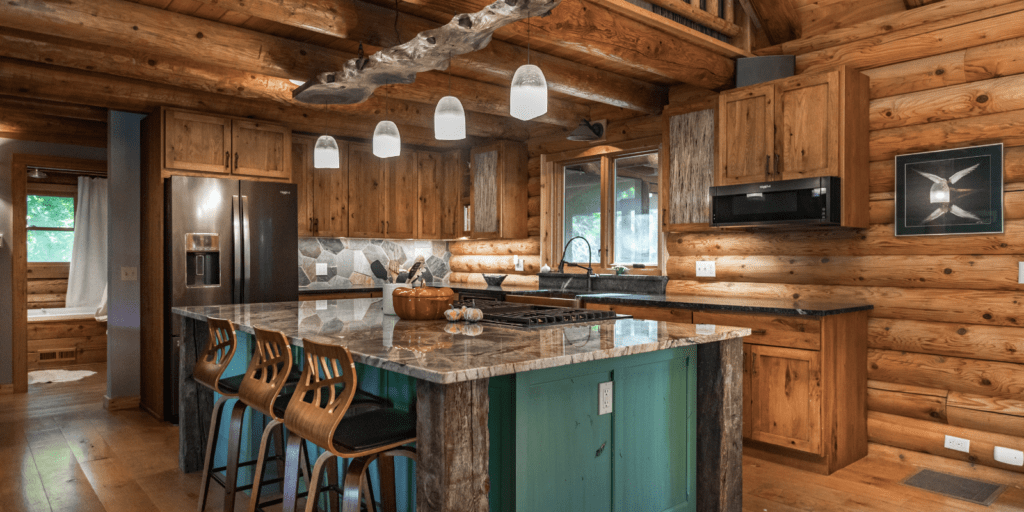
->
xmin=903 ymin=469 xmax=1006 ymax=506
xmin=28 ymin=369 xmax=97 ymax=384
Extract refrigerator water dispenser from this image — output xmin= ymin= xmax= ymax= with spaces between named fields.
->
xmin=185 ymin=233 xmax=221 ymax=287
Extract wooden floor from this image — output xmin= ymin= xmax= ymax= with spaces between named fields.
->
xmin=3 ymin=364 xmax=1024 ymax=512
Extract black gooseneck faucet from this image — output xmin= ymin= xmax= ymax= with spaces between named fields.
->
xmin=557 ymin=236 xmax=595 ymax=291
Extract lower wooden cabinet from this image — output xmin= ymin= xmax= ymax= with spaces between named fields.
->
xmin=748 ymin=344 xmax=822 ymax=455
xmin=586 ymin=301 xmax=867 ymax=474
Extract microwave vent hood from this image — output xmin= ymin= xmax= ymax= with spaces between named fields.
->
xmin=710 ymin=176 xmax=841 ymax=227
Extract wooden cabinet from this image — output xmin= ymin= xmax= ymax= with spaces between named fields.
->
xmin=715 ymin=66 xmax=868 ymax=227
xmin=162 ymin=107 xmax=291 ymax=180
xmin=661 ymin=107 xmax=713 ymax=232
xmin=348 ymin=143 xmax=386 ymax=238
xmin=717 ymin=84 xmax=774 ymax=186
xmin=232 ymin=120 xmax=291 ymax=179
xmin=469 ymin=140 xmax=528 ymax=239
xmin=439 ymin=150 xmax=466 ymax=239
xmin=293 ymin=135 xmax=348 ymax=237
xmin=749 ymin=344 xmax=822 ymax=455
xmin=691 ymin=308 xmax=868 ymax=474
xmin=417 ymin=151 xmax=442 ymax=240
xmin=385 ymin=152 xmax=419 ymax=239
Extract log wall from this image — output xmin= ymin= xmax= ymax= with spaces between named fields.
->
xmin=663 ymin=5 xmax=1024 ymax=472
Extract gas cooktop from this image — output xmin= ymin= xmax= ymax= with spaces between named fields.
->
xmin=451 ymin=299 xmax=626 ymax=328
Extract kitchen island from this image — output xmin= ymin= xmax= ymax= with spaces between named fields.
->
xmin=173 ymin=299 xmax=751 ymax=512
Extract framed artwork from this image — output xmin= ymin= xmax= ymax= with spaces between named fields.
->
xmin=895 ymin=143 xmax=1003 ymax=236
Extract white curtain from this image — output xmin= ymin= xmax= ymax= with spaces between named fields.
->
xmin=66 ymin=177 xmax=108 ymax=309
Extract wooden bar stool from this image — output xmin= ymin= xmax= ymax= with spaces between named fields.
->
xmin=280 ymin=338 xmax=417 ymax=512
xmin=196 ymin=319 xmax=305 ymax=512
xmin=245 ymin=328 xmax=395 ymax=512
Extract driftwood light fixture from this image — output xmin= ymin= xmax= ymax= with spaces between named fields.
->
xmin=292 ymin=0 xmax=561 ymax=105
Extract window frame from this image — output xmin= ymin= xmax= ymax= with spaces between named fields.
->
xmin=545 ymin=142 xmax=663 ymax=276
xmin=26 ymin=190 xmax=77 ymax=263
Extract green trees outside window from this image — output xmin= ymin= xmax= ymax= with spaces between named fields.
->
xmin=27 ymin=195 xmax=76 ymax=262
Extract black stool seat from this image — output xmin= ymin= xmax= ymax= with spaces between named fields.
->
xmin=216 ymin=366 xmax=304 ymax=395
xmin=332 ymin=408 xmax=416 ymax=452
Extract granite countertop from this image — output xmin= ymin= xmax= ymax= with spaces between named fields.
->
xmin=576 ymin=293 xmax=873 ymax=316
xmin=173 ymin=299 xmax=749 ymax=384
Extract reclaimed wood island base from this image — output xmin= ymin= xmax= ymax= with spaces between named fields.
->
xmin=174 ymin=299 xmax=750 ymax=512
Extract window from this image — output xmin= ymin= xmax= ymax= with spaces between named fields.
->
xmin=560 ymin=148 xmax=660 ymax=270
xmin=27 ymin=195 xmax=76 ymax=262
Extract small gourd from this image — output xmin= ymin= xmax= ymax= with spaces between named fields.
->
xmin=463 ymin=307 xmax=484 ymax=323
xmin=444 ymin=307 xmax=463 ymax=322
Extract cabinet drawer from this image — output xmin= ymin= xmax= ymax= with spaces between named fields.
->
xmin=586 ymin=303 xmax=694 ymax=324
xmin=693 ymin=311 xmax=820 ymax=350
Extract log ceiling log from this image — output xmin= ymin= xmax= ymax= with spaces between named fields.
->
xmin=194 ymin=0 xmax=668 ymax=114
xmin=0 ymin=57 xmax=480 ymax=148
xmin=0 ymin=95 xmax=108 ymax=122
xmin=736 ymin=0 xmax=801 ymax=45
xmin=0 ymin=0 xmax=574 ymax=130
xmin=363 ymin=0 xmax=737 ymax=88
xmin=0 ymin=29 xmax=525 ymax=140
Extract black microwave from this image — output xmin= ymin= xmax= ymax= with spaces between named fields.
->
xmin=709 ymin=176 xmax=841 ymax=227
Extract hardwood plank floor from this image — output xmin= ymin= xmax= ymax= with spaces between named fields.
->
xmin=3 ymin=363 xmax=1023 ymax=511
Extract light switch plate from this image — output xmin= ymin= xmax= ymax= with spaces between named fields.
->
xmin=120 ymin=266 xmax=137 ymax=281
xmin=696 ymin=261 xmax=716 ymax=277
xmin=1018 ymin=262 xmax=1023 ymax=284
xmin=995 ymin=446 xmax=1024 ymax=466
xmin=696 ymin=324 xmax=716 ymax=335
xmin=316 ymin=263 xmax=328 ymax=276
xmin=514 ymin=255 xmax=524 ymax=271
xmin=316 ymin=300 xmax=328 ymax=311
xmin=599 ymin=381 xmax=613 ymax=415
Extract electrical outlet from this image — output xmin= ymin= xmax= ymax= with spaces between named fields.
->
xmin=944 ymin=435 xmax=970 ymax=453
xmin=599 ymin=381 xmax=613 ymax=415
xmin=995 ymin=446 xmax=1024 ymax=466
xmin=696 ymin=324 xmax=716 ymax=335
xmin=514 ymin=255 xmax=524 ymax=271
xmin=316 ymin=263 xmax=328 ymax=276
xmin=696 ymin=261 xmax=716 ymax=278
xmin=315 ymin=300 xmax=328 ymax=311
xmin=120 ymin=266 xmax=137 ymax=281
xmin=1019 ymin=262 xmax=1023 ymax=284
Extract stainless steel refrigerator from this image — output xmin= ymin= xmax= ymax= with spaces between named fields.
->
xmin=164 ymin=175 xmax=297 ymax=422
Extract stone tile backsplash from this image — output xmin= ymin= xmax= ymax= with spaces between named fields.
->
xmin=299 ymin=238 xmax=451 ymax=290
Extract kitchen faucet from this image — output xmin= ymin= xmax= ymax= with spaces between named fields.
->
xmin=557 ymin=236 xmax=595 ymax=291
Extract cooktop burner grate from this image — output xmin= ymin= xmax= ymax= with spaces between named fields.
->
xmin=451 ymin=299 xmax=620 ymax=328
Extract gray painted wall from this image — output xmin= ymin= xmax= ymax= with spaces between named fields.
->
xmin=106 ymin=111 xmax=147 ymax=399
xmin=0 ymin=138 xmax=106 ymax=386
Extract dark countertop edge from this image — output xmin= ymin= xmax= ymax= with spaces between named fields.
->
xmin=171 ymin=306 xmax=751 ymax=384
xmin=296 ymin=285 xmax=873 ymax=316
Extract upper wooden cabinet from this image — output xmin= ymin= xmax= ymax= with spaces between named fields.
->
xmin=293 ymin=135 xmax=348 ymax=238
xmin=438 ymin=150 xmax=467 ymax=239
xmin=348 ymin=143 xmax=386 ymax=239
xmin=469 ymin=140 xmax=528 ymax=239
xmin=162 ymin=107 xmax=292 ymax=181
xmin=385 ymin=152 xmax=419 ymax=239
xmin=716 ymin=66 xmax=869 ymax=227
xmin=661 ymin=107 xmax=713 ymax=232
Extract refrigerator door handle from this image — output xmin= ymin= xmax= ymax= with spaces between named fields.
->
xmin=241 ymin=194 xmax=252 ymax=303
xmin=232 ymin=194 xmax=243 ymax=304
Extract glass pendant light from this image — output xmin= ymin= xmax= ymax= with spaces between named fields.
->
xmin=373 ymin=120 xmax=401 ymax=158
xmin=374 ymin=83 xmax=401 ymax=158
xmin=510 ymin=12 xmax=547 ymax=121
xmin=435 ymin=54 xmax=466 ymax=140
xmin=313 ymin=135 xmax=340 ymax=168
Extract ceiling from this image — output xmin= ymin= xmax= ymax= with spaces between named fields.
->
xmin=0 ymin=0 xmax=933 ymax=147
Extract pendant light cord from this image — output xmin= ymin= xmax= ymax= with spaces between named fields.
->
xmin=527 ymin=11 xmax=531 ymax=65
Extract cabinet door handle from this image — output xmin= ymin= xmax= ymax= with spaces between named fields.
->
xmin=774 ymin=153 xmax=780 ymax=177
xmin=381 ymin=220 xmax=385 ymax=233
xmin=662 ymin=208 xmax=667 ymax=227
xmin=308 ymin=218 xmax=313 ymax=233
xmin=314 ymin=218 xmax=319 ymax=233
xmin=234 ymin=152 xmax=239 ymax=169
xmin=765 ymin=155 xmax=771 ymax=179
xmin=225 ymin=151 xmax=230 ymax=168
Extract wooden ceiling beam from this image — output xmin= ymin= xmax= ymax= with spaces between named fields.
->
xmin=0 ymin=107 xmax=107 ymax=148
xmin=0 ymin=57 xmax=481 ymax=148
xmin=735 ymin=0 xmax=800 ymax=46
xmin=367 ymin=0 xmax=737 ymax=89
xmin=0 ymin=29 xmax=526 ymax=140
xmin=0 ymin=95 xmax=108 ymax=122
xmin=193 ymin=0 xmax=667 ymax=114
xmin=0 ymin=0 xmax=572 ymax=129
